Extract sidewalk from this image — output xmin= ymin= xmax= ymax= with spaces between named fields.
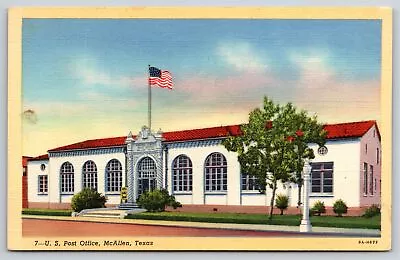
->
xmin=22 ymin=215 xmax=380 ymax=237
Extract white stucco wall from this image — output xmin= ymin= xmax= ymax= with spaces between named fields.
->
xmin=269 ymin=139 xmax=361 ymax=207
xmin=241 ymin=194 xmax=269 ymax=206
xmin=166 ymin=138 xmax=362 ymax=207
xmin=307 ymin=139 xmax=361 ymax=207
xmin=47 ymin=151 xmax=126 ymax=205
xmin=166 ymin=142 xmax=241 ymax=205
xmin=27 ymin=134 xmax=370 ymax=208
xmin=27 ymin=160 xmax=49 ymax=203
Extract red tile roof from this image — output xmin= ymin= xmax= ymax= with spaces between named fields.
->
xmin=48 ymin=137 xmax=126 ymax=153
xmin=324 ymin=120 xmax=378 ymax=140
xmin=47 ymin=120 xmax=378 ymax=153
xmin=28 ymin=154 xmax=49 ymax=161
xmin=163 ymin=125 xmax=243 ymax=142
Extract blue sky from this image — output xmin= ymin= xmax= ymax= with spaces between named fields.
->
xmin=22 ymin=19 xmax=382 ymax=155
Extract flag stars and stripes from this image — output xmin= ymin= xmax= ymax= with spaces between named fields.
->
xmin=149 ymin=66 xmax=173 ymax=89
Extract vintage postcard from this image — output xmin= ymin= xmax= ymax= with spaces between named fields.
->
xmin=8 ymin=7 xmax=392 ymax=251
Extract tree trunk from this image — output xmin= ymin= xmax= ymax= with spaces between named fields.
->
xmin=268 ymin=180 xmax=277 ymax=220
xmin=280 ymin=209 xmax=283 ymax=215
xmin=297 ymin=183 xmax=302 ymax=207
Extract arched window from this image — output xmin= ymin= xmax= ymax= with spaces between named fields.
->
xmin=137 ymin=157 xmax=156 ymax=195
xmin=204 ymin=152 xmax=227 ymax=192
xmin=172 ymin=155 xmax=193 ymax=192
xmin=60 ymin=162 xmax=74 ymax=193
xmin=106 ymin=159 xmax=122 ymax=192
xmin=82 ymin=160 xmax=97 ymax=190
xmin=138 ymin=157 xmax=156 ymax=179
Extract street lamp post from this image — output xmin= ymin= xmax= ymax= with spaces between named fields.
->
xmin=300 ymin=159 xmax=312 ymax=232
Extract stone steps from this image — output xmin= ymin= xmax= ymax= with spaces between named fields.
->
xmin=79 ymin=213 xmax=122 ymax=219
xmin=77 ymin=209 xmax=126 ymax=219
xmin=75 ymin=207 xmax=146 ymax=219
xmin=118 ymin=203 xmax=141 ymax=210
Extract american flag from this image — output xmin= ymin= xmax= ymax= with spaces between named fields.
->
xmin=149 ymin=66 xmax=173 ymax=89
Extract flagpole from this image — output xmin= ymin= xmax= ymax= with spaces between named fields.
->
xmin=148 ymin=64 xmax=151 ymax=131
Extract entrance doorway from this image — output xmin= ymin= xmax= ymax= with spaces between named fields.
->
xmin=137 ymin=157 xmax=157 ymax=196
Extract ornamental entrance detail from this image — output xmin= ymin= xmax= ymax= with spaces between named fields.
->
xmin=124 ymin=126 xmax=163 ymax=207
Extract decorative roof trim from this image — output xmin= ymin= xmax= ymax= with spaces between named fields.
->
xmin=49 ymin=145 xmax=125 ymax=154
xmin=166 ymin=139 xmax=223 ymax=149
xmin=49 ymin=147 xmax=125 ymax=158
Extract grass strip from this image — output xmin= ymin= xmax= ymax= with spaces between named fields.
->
xmin=125 ymin=212 xmax=380 ymax=230
xmin=22 ymin=208 xmax=72 ymax=216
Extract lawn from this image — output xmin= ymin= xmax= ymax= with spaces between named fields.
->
xmin=125 ymin=211 xmax=381 ymax=230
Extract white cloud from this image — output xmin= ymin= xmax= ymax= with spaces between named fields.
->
xmin=69 ymin=58 xmax=146 ymax=88
xmin=217 ymin=41 xmax=269 ymax=72
xmin=288 ymin=51 xmax=335 ymax=89
xmin=287 ymin=51 xmax=380 ymax=123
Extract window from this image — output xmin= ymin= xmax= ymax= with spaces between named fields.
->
xmin=363 ymin=162 xmax=368 ymax=195
xmin=38 ymin=175 xmax=48 ymax=194
xmin=172 ymin=155 xmax=192 ymax=192
xmin=40 ymin=164 xmax=46 ymax=171
xmin=377 ymin=148 xmax=380 ymax=164
xmin=311 ymin=162 xmax=333 ymax=195
xmin=60 ymin=162 xmax=74 ymax=193
xmin=365 ymin=144 xmax=368 ymax=154
xmin=369 ymin=165 xmax=374 ymax=195
xmin=317 ymin=146 xmax=328 ymax=156
xmin=138 ymin=157 xmax=156 ymax=179
xmin=82 ymin=160 xmax=97 ymax=190
xmin=241 ymin=173 xmax=260 ymax=191
xmin=106 ymin=159 xmax=123 ymax=192
xmin=205 ymin=152 xmax=227 ymax=192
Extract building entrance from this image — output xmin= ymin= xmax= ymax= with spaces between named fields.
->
xmin=137 ymin=157 xmax=157 ymax=196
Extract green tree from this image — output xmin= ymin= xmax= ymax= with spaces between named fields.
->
xmin=288 ymin=110 xmax=327 ymax=207
xmin=223 ymin=96 xmax=326 ymax=219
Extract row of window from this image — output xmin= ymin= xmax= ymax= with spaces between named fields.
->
xmin=58 ymin=159 xmax=123 ymax=194
xmin=364 ymin=144 xmax=380 ymax=165
xmin=37 ymin=154 xmax=336 ymax=196
xmin=363 ymin=162 xmax=377 ymax=196
xmin=173 ymin=153 xmax=229 ymax=192
xmin=176 ymin=155 xmax=335 ymax=194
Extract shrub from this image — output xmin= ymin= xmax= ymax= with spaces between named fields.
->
xmin=71 ymin=188 xmax=107 ymax=212
xmin=137 ymin=189 xmax=182 ymax=212
xmin=311 ymin=201 xmax=326 ymax=216
xmin=362 ymin=204 xmax=381 ymax=218
xmin=275 ymin=194 xmax=289 ymax=215
xmin=333 ymin=199 xmax=348 ymax=217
